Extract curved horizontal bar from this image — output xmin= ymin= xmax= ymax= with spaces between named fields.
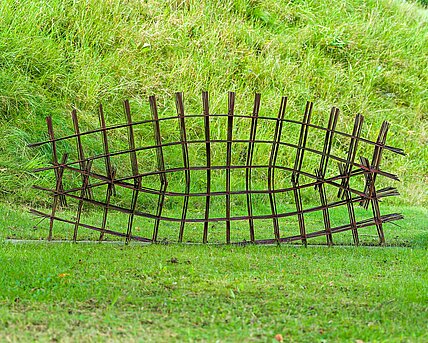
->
xmin=30 ymin=207 xmax=402 ymax=244
xmin=32 ymin=138 xmax=400 ymax=181
xmin=45 ymin=162 xmax=373 ymax=199
xmin=236 ymin=212 xmax=403 ymax=245
xmin=69 ymin=162 xmax=398 ymax=196
xmin=35 ymin=162 xmax=398 ymax=202
xmin=33 ymin=181 xmax=385 ymax=223
xmin=30 ymin=209 xmax=152 ymax=242
xmin=28 ymin=113 xmax=404 ymax=155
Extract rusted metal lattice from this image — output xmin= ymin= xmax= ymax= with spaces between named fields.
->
xmin=29 ymin=92 xmax=404 ymax=245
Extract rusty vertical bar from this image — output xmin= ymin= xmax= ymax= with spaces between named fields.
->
xmin=291 ymin=101 xmax=312 ymax=246
xmin=315 ymin=107 xmax=339 ymax=246
xmin=98 ymin=104 xmax=115 ymax=194
xmin=71 ymin=109 xmax=93 ymax=200
xmin=48 ymin=153 xmax=68 ymax=240
xmin=370 ymin=122 xmax=389 ymax=191
xmin=339 ymin=114 xmax=364 ymax=245
xmin=99 ymin=169 xmax=115 ymax=241
xmin=338 ymin=114 xmax=364 ymax=198
xmin=360 ymin=156 xmax=384 ymax=244
xmin=127 ymin=185 xmax=139 ymax=244
xmin=318 ymin=183 xmax=331 ymax=243
xmin=318 ymin=108 xmax=339 ymax=181
xmin=225 ymin=92 xmax=235 ymax=244
xmin=46 ymin=117 xmax=66 ymax=207
xmin=98 ymin=104 xmax=115 ymax=241
xmin=371 ymin=197 xmax=384 ymax=244
xmin=46 ymin=116 xmax=58 ymax=167
xmin=124 ymin=100 xmax=141 ymax=244
xmin=175 ymin=92 xmax=190 ymax=243
xmin=246 ymin=93 xmax=260 ymax=243
xmin=202 ymin=91 xmax=211 ymax=243
xmin=73 ymin=159 xmax=93 ymax=242
xmin=268 ymin=96 xmax=287 ymax=244
xmin=368 ymin=121 xmax=390 ymax=245
xmin=338 ymin=163 xmax=357 ymax=244
xmin=360 ymin=156 xmax=372 ymax=210
xmin=150 ymin=95 xmax=168 ymax=243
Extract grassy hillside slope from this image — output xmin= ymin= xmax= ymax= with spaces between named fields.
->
xmin=0 ymin=0 xmax=427 ymax=206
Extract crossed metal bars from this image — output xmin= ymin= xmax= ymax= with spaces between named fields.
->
xmin=29 ymin=92 xmax=404 ymax=245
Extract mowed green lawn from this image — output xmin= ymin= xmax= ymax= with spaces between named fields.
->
xmin=0 ymin=203 xmax=427 ymax=342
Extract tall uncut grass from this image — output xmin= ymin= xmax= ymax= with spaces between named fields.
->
xmin=0 ymin=0 xmax=427 ymax=206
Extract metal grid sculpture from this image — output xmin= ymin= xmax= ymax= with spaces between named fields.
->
xmin=29 ymin=92 xmax=404 ymax=245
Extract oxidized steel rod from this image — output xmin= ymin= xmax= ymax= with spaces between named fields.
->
xmin=202 ymin=91 xmax=211 ymax=243
xmin=46 ymin=117 xmax=67 ymax=207
xmin=98 ymin=104 xmax=115 ymax=241
xmin=342 ymin=114 xmax=364 ymax=245
xmin=48 ymin=153 xmax=68 ymax=240
xmin=367 ymin=121 xmax=390 ymax=245
xmin=150 ymin=95 xmax=168 ymax=243
xmin=292 ymin=101 xmax=313 ymax=245
xmin=31 ymin=209 xmax=152 ymax=242
xmin=34 ymin=182 xmax=400 ymax=224
xmin=176 ymin=92 xmax=190 ymax=243
xmin=268 ymin=96 xmax=287 ymax=243
xmin=315 ymin=107 xmax=339 ymax=245
xmin=124 ymin=100 xmax=141 ymax=244
xmin=71 ymin=109 xmax=93 ymax=200
xmin=73 ymin=159 xmax=92 ymax=242
xmin=31 ymin=137 xmax=401 ymax=182
xmin=246 ymin=93 xmax=260 ymax=242
xmin=225 ymin=92 xmax=235 ymax=244
xmin=29 ymin=114 xmax=404 ymax=156
xmin=43 ymin=159 xmax=386 ymax=201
